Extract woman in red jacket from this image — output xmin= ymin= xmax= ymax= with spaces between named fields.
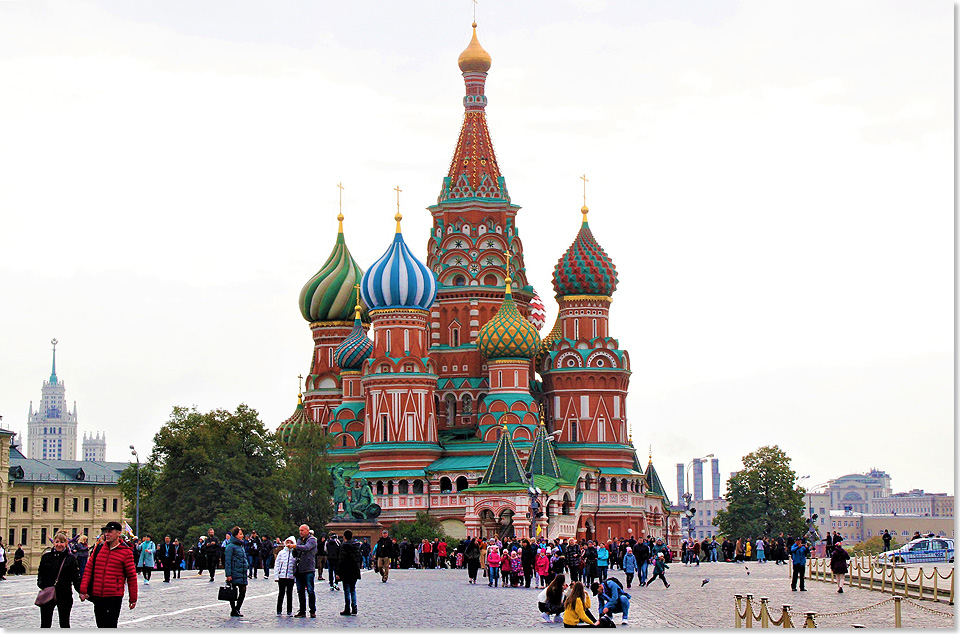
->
xmin=79 ymin=522 xmax=138 ymax=628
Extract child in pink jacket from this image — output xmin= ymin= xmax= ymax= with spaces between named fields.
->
xmin=486 ymin=546 xmax=502 ymax=587
xmin=535 ymin=548 xmax=551 ymax=587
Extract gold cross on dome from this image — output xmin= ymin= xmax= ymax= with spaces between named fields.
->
xmin=503 ymin=249 xmax=512 ymax=277
xmin=472 ymin=0 xmax=478 ymax=22
xmin=297 ymin=374 xmax=303 ymax=392
xmin=580 ymin=174 xmax=589 ymax=207
xmin=394 ymin=185 xmax=402 ymax=213
xmin=337 ymin=182 xmax=345 ymax=212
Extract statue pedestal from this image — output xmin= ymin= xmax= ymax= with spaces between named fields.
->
xmin=324 ymin=520 xmax=385 ymax=543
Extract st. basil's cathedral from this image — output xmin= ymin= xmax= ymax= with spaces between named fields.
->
xmin=278 ymin=23 xmax=679 ymax=547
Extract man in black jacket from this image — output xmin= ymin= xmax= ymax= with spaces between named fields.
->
xmin=336 ymin=530 xmax=363 ymax=616
xmin=374 ymin=531 xmax=394 ymax=583
xmin=635 ymin=539 xmax=651 ymax=586
xmin=325 ymin=534 xmax=341 ymax=591
xmin=521 ymin=538 xmax=538 ymax=588
xmin=202 ymin=529 xmax=220 ymax=581
xmin=157 ymin=536 xmax=177 ymax=583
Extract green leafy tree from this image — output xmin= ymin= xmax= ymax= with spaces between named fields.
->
xmin=128 ymin=405 xmax=288 ymax=540
xmin=388 ymin=511 xmax=454 ymax=544
xmin=714 ymin=445 xmax=807 ymax=540
xmin=283 ymin=423 xmax=334 ymax=528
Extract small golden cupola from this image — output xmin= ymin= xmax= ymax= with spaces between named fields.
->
xmin=458 ymin=22 xmax=492 ymax=73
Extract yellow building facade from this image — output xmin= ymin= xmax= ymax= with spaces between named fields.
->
xmin=2 ymin=430 xmax=131 ymax=572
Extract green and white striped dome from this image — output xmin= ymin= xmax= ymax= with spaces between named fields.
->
xmin=299 ymin=215 xmax=369 ymax=323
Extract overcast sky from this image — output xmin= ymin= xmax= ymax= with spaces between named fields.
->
xmin=0 ymin=1 xmax=952 ymax=499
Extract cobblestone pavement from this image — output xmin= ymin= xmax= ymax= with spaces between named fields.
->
xmin=0 ymin=561 xmax=954 ymax=628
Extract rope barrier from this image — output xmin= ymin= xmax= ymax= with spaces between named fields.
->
xmin=810 ymin=597 xmax=896 ymax=620
xmin=902 ymin=597 xmax=955 ymax=619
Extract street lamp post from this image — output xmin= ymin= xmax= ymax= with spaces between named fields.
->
xmin=683 ymin=454 xmax=714 ymax=541
xmin=130 ymin=445 xmax=140 ymax=537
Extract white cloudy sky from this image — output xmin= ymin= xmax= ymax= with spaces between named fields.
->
xmin=0 ymin=1 xmax=952 ymax=498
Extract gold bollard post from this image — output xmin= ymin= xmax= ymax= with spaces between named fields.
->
xmin=803 ymin=612 xmax=817 ymax=628
xmin=760 ymin=597 xmax=770 ymax=628
xmin=736 ymin=595 xmax=743 ymax=628
xmin=870 ymin=562 xmax=875 ymax=591
xmin=746 ymin=594 xmax=754 ymax=628
xmin=918 ymin=569 xmax=924 ymax=600
xmin=933 ymin=567 xmax=938 ymax=602
xmin=893 ymin=596 xmax=902 ymax=628
xmin=781 ymin=605 xmax=792 ymax=628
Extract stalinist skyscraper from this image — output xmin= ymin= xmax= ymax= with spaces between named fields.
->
xmin=27 ymin=339 xmax=79 ymax=460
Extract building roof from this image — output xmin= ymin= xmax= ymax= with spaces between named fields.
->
xmin=426 ymin=455 xmax=492 ymax=473
xmin=360 ymin=215 xmax=437 ymax=311
xmin=479 ymin=428 xmax=528 ymax=486
xmin=645 ymin=460 xmax=672 ymax=505
xmin=526 ymin=424 xmax=562 ymax=479
xmin=552 ymin=207 xmax=618 ymax=298
xmin=9 ymin=448 xmax=127 ymax=484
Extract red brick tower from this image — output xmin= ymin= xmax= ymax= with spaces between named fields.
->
xmin=425 ymin=23 xmax=542 ymax=435
xmin=541 ymin=206 xmax=635 ymax=471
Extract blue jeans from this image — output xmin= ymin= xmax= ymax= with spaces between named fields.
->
xmin=488 ymin=567 xmax=500 ymax=586
xmin=342 ymin=579 xmax=357 ymax=609
xmin=604 ymin=597 xmax=630 ymax=620
xmin=328 ymin=561 xmax=338 ymax=587
xmin=246 ymin=554 xmax=255 ymax=576
xmin=639 ymin=561 xmax=649 ymax=585
xmin=294 ymin=571 xmax=315 ymax=615
xmin=710 ymin=549 xmax=718 ymax=562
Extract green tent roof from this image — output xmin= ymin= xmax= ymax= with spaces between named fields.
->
xmin=526 ymin=424 xmax=562 ymax=479
xmin=645 ymin=460 xmax=671 ymax=505
xmin=480 ymin=429 xmax=529 ymax=486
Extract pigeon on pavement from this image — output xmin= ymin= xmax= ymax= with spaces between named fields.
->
xmin=701 ymin=579 xmax=710 ymax=587
xmin=745 ymin=566 xmax=750 ymax=576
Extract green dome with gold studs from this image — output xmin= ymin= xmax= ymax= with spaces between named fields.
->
xmin=477 ymin=267 xmax=541 ymax=360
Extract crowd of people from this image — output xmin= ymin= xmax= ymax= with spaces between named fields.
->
xmin=16 ymin=519 xmax=939 ymax=628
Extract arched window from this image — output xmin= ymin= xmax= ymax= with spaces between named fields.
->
xmin=574 ymin=318 xmax=580 ymax=339
xmin=570 ymin=420 xmax=578 ymax=442
xmin=376 ymin=481 xmax=384 ymax=495
xmin=454 ymin=275 xmax=466 ymax=286
xmin=621 ymin=478 xmax=629 ymax=492
xmin=403 ymin=329 xmax=410 ymax=352
xmin=599 ymin=478 xmax=607 ymax=491
xmin=451 ymin=327 xmax=460 ymax=347
xmin=440 ymin=477 xmax=453 ymax=493
xmin=445 ymin=394 xmax=457 ymax=426
xmin=461 ymin=394 xmax=472 ymax=415
xmin=398 ymin=480 xmax=409 ymax=495
xmin=381 ymin=414 xmax=389 ymax=442
xmin=592 ymin=318 xmax=597 ymax=338
xmin=387 ymin=481 xmax=394 ymax=495
xmin=413 ymin=480 xmax=424 ymax=495
xmin=483 ymin=274 xmax=498 ymax=286
xmin=385 ymin=329 xmax=391 ymax=352
xmin=609 ymin=478 xmax=617 ymax=491
xmin=455 ymin=476 xmax=469 ymax=492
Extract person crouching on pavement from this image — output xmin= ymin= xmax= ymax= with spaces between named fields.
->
xmin=562 ymin=581 xmax=595 ymax=627
xmin=537 ymin=573 xmax=566 ymax=623
xmin=591 ymin=578 xmax=630 ymax=626
xmin=272 ymin=537 xmax=297 ymax=615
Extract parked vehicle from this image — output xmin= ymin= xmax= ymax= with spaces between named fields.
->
xmin=878 ymin=537 xmax=954 ymax=565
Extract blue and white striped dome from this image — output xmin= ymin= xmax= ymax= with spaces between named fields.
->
xmin=361 ymin=215 xmax=438 ymax=312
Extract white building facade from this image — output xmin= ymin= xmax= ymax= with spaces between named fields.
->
xmin=27 ymin=340 xmax=79 ymax=461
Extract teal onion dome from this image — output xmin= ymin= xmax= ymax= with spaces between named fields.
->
xmin=299 ymin=215 xmax=369 ymax=323
xmin=477 ymin=276 xmax=541 ymax=359
xmin=360 ymin=213 xmax=437 ymax=311
xmin=552 ymin=206 xmax=618 ymax=298
xmin=334 ymin=307 xmax=373 ymax=371
xmin=277 ymin=393 xmax=312 ymax=447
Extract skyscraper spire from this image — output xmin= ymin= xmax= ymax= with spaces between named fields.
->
xmin=49 ymin=338 xmax=58 ymax=384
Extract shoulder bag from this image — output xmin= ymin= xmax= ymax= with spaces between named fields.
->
xmin=35 ymin=555 xmax=68 ymax=606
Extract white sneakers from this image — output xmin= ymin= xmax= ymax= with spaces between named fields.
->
xmin=621 ymin=618 xmax=628 ymax=625
xmin=540 ymin=613 xmax=552 ymax=623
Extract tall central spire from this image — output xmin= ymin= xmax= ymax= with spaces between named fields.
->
xmin=49 ymin=338 xmax=58 ymax=384
xmin=440 ymin=22 xmax=507 ymax=202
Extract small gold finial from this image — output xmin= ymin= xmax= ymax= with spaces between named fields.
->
xmin=353 ymin=283 xmax=362 ymax=319
xmin=648 ymin=444 xmax=653 ymax=464
xmin=337 ymin=183 xmax=345 ymax=232
xmin=539 ymin=404 xmax=546 ymax=426
xmin=394 ymin=186 xmax=403 ymax=232
xmin=297 ymin=374 xmax=304 ymax=405
xmin=580 ymin=174 xmax=590 ymax=221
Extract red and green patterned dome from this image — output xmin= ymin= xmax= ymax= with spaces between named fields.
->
xmin=277 ymin=393 xmax=312 ymax=447
xmin=477 ymin=278 xmax=541 ymax=360
xmin=552 ymin=206 xmax=618 ymax=298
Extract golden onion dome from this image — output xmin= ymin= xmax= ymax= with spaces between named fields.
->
xmin=458 ymin=22 xmax=492 ymax=73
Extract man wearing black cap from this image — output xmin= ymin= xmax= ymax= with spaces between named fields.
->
xmin=79 ymin=521 xmax=138 ymax=627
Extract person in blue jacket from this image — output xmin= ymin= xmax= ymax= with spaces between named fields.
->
xmin=224 ymin=527 xmax=249 ymax=617
xmin=597 ymin=543 xmax=610 ymax=582
xmin=590 ymin=579 xmax=630 ymax=625
xmin=789 ymin=537 xmax=810 ymax=592
xmin=621 ymin=547 xmax=638 ymax=588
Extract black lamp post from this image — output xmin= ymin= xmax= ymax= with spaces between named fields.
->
xmin=129 ymin=445 xmax=140 ymax=537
